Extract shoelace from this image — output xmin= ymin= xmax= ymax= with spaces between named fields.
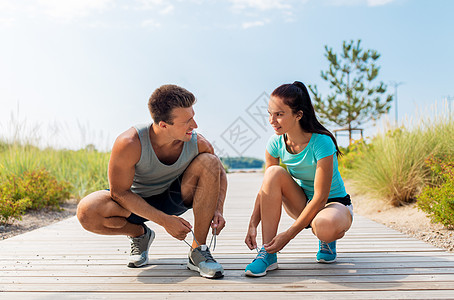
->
xmin=320 ymin=241 xmax=333 ymax=254
xmin=254 ymin=247 xmax=267 ymax=260
xmin=182 ymin=226 xmax=217 ymax=252
xmin=198 ymin=247 xmax=216 ymax=263
xmin=129 ymin=234 xmax=145 ymax=255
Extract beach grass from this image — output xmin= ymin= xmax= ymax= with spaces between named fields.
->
xmin=0 ymin=142 xmax=109 ymax=200
xmin=341 ymin=113 xmax=454 ymax=206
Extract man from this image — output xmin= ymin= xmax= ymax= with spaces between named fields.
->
xmin=77 ymin=84 xmax=227 ymax=279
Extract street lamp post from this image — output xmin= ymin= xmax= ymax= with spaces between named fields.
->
xmin=390 ymin=81 xmax=404 ymax=126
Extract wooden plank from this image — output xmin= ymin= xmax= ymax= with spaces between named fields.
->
xmin=1 ymin=281 xmax=454 ymax=292
xmin=0 ymin=172 xmax=453 ymax=299
xmin=1 ymin=291 xmax=454 ymax=300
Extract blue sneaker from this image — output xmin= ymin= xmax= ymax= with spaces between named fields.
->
xmin=316 ymin=240 xmax=337 ymax=263
xmin=245 ymin=246 xmax=278 ymax=277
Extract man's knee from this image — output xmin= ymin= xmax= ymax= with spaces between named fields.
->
xmin=190 ymin=153 xmax=222 ymax=176
xmin=76 ymin=191 xmax=109 ymax=230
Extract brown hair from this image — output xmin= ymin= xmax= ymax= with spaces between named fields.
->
xmin=148 ymin=84 xmax=196 ymax=124
xmin=272 ymin=81 xmax=342 ymax=157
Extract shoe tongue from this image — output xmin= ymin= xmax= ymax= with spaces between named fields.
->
xmin=200 ymin=245 xmax=208 ymax=251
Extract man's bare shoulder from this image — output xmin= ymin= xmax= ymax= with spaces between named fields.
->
xmin=112 ymin=127 xmax=141 ymax=160
xmin=196 ymin=133 xmax=214 ymax=155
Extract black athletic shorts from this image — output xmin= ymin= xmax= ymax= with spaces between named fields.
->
xmin=109 ymin=175 xmax=191 ymax=225
xmin=305 ymin=194 xmax=353 ymax=229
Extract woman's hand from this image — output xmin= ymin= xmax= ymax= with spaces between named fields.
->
xmin=264 ymin=231 xmax=292 ymax=253
xmin=245 ymin=225 xmax=258 ymax=250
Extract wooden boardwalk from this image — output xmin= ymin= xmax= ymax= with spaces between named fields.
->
xmin=1 ymin=173 xmax=454 ymax=299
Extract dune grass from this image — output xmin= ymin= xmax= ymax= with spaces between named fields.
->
xmin=0 ymin=142 xmax=109 ymax=199
xmin=341 ymin=114 xmax=454 ymax=206
xmin=0 ymin=140 xmax=109 ymax=223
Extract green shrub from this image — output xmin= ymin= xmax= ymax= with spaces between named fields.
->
xmin=338 ymin=139 xmax=369 ymax=177
xmin=417 ymin=157 xmax=454 ymax=229
xmin=0 ymin=195 xmax=31 ymax=224
xmin=0 ymin=143 xmax=109 ymax=199
xmin=0 ymin=168 xmax=71 ymax=213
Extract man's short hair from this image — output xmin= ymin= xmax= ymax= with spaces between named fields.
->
xmin=148 ymin=85 xmax=196 ymax=124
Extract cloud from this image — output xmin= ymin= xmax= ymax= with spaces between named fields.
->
xmin=141 ymin=18 xmax=161 ymax=28
xmin=0 ymin=17 xmax=14 ymax=27
xmin=36 ymin=0 xmax=113 ymax=21
xmin=230 ymin=0 xmax=292 ymax=11
xmin=159 ymin=4 xmax=174 ymax=14
xmin=367 ymin=0 xmax=395 ymax=6
xmin=0 ymin=0 xmax=114 ymax=23
xmin=327 ymin=0 xmax=396 ymax=6
xmin=242 ymin=19 xmax=270 ymax=29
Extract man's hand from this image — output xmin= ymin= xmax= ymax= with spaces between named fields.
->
xmin=245 ymin=225 xmax=258 ymax=250
xmin=264 ymin=231 xmax=292 ymax=254
xmin=211 ymin=211 xmax=226 ymax=235
xmin=163 ymin=215 xmax=192 ymax=240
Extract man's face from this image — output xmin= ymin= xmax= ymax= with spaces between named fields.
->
xmin=166 ymin=106 xmax=198 ymax=141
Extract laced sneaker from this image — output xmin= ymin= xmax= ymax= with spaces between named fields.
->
xmin=244 ymin=246 xmax=278 ymax=277
xmin=187 ymin=245 xmax=224 ymax=279
xmin=127 ymin=225 xmax=155 ymax=268
xmin=316 ymin=240 xmax=337 ymax=263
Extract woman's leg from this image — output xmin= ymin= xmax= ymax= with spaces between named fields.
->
xmin=310 ymin=202 xmax=352 ymax=242
xmin=260 ymin=166 xmax=307 ymax=244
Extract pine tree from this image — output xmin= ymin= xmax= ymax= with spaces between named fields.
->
xmin=308 ymin=39 xmax=393 ymax=143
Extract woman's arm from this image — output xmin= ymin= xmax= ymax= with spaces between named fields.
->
xmin=264 ymin=155 xmax=333 ymax=253
xmin=245 ymin=151 xmax=279 ymax=249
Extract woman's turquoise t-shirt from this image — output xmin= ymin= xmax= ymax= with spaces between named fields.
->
xmin=266 ymin=133 xmax=347 ymax=200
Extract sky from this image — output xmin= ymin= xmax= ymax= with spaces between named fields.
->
xmin=0 ymin=0 xmax=453 ymax=159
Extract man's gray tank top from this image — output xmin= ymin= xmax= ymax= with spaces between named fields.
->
xmin=130 ymin=123 xmax=199 ymax=197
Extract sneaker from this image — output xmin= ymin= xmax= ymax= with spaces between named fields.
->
xmin=187 ymin=245 xmax=224 ymax=279
xmin=127 ymin=225 xmax=155 ymax=268
xmin=244 ymin=246 xmax=278 ymax=277
xmin=316 ymin=240 xmax=337 ymax=263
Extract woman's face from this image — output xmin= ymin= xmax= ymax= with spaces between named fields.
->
xmin=268 ymin=96 xmax=301 ymax=135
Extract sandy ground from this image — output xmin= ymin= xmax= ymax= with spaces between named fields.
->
xmin=1 ymin=187 xmax=453 ymax=252
xmin=0 ymin=199 xmax=78 ymax=240
xmin=348 ymin=181 xmax=454 ymax=252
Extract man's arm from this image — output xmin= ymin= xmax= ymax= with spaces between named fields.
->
xmin=109 ymin=128 xmax=191 ymax=240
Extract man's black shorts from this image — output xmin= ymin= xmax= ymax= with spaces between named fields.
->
xmin=112 ymin=175 xmax=191 ymax=225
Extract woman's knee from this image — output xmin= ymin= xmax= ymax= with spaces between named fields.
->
xmin=263 ymin=165 xmax=287 ymax=183
xmin=311 ymin=205 xmax=352 ymax=241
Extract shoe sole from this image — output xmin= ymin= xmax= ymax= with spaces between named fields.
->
xmin=187 ymin=261 xmax=224 ymax=279
xmin=244 ymin=262 xmax=278 ymax=277
xmin=316 ymin=258 xmax=336 ymax=264
xmin=127 ymin=230 xmax=156 ymax=268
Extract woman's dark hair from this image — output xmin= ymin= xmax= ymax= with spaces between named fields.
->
xmin=271 ymin=81 xmax=342 ymax=157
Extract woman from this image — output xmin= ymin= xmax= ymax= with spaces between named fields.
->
xmin=244 ymin=81 xmax=353 ymax=277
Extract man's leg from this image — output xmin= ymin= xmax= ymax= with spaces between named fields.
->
xmin=180 ymin=153 xmax=226 ymax=247
xmin=77 ymin=191 xmax=155 ymax=268
xmin=77 ymin=190 xmax=144 ymax=237
xmin=180 ymin=153 xmax=226 ymax=278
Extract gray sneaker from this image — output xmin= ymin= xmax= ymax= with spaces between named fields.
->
xmin=187 ymin=245 xmax=224 ymax=279
xmin=127 ymin=225 xmax=155 ymax=268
